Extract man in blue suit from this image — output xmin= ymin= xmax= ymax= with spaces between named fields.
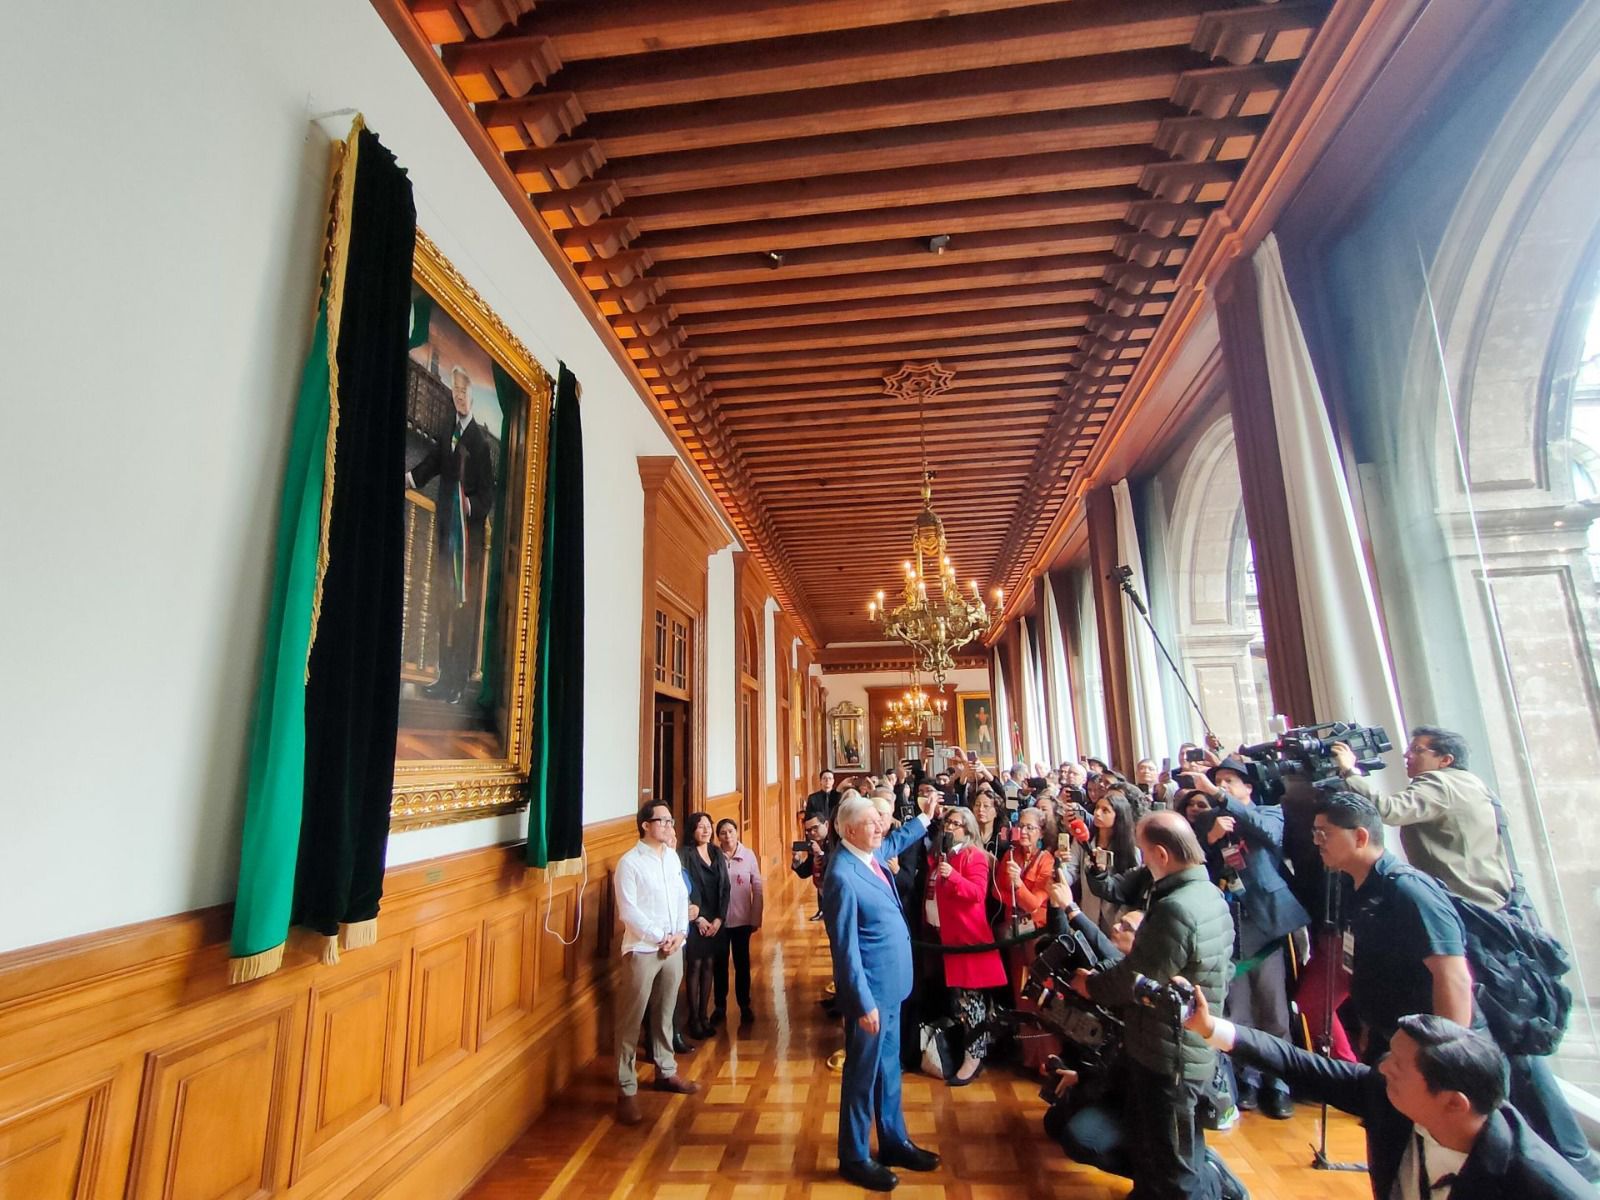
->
xmin=823 ymin=791 xmax=943 ymax=1191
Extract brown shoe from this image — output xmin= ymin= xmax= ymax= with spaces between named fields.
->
xmin=653 ymin=1074 xmax=699 ymax=1095
xmin=616 ymin=1092 xmax=642 ymax=1125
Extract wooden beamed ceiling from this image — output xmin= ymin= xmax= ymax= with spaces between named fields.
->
xmin=400 ymin=0 xmax=1329 ymax=645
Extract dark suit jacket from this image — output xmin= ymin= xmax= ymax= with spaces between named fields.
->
xmin=1196 ymin=798 xmax=1310 ymax=958
xmin=410 ymin=417 xmax=494 ymax=548
xmin=1229 ymin=1025 xmax=1593 ymax=1199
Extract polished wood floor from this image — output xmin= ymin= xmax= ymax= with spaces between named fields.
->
xmin=465 ymin=891 xmax=1374 ymax=1199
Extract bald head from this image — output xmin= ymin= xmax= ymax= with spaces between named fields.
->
xmin=1137 ymin=810 xmax=1206 ymax=878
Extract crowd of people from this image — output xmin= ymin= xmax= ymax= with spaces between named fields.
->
xmin=610 ymin=723 xmax=1597 ymax=1198
xmin=796 ymin=727 xmax=1599 ymax=1197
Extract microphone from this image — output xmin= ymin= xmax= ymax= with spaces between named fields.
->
xmin=1067 ymin=817 xmax=1091 ymax=844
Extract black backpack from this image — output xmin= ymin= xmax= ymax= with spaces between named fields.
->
xmin=1453 ymin=792 xmax=1572 ymax=1056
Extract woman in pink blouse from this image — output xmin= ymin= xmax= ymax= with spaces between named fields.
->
xmin=713 ymin=818 xmax=765 ymax=1027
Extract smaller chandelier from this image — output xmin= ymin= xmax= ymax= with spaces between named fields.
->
xmin=880 ymin=683 xmax=947 ymax=736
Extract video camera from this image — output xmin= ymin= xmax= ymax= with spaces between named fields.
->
xmin=1022 ymin=930 xmax=1122 ymax=1075
xmin=1237 ymin=721 xmax=1391 ymax=799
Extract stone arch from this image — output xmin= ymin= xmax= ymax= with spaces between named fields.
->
xmin=1165 ymin=412 xmax=1272 ymax=746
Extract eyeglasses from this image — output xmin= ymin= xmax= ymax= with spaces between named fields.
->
xmin=1311 ymin=827 xmax=1335 ymax=844
xmin=646 ymin=816 xmax=675 ymax=826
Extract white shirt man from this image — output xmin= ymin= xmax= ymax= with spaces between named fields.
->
xmin=613 ymin=802 xmax=696 ymax=1125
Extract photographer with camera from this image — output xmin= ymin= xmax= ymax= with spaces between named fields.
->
xmin=1331 ymin=726 xmax=1511 ymax=911
xmin=1067 ymin=811 xmax=1236 ymax=1199
xmin=1037 ymin=881 xmax=1248 ymax=1197
xmin=1179 ymin=980 xmax=1593 ymax=1198
xmin=1193 ymin=757 xmax=1309 ymax=1120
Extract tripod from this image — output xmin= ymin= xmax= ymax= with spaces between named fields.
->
xmin=1112 ymin=565 xmax=1215 ymax=744
xmin=1310 ymin=867 xmax=1365 ymax=1172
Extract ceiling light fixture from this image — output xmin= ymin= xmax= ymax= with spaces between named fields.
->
xmin=927 ymin=234 xmax=951 ymax=255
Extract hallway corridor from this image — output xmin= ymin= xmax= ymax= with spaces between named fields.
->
xmin=464 ymin=890 xmax=1372 ymax=1199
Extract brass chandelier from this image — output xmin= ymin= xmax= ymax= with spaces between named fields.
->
xmin=880 ymin=681 xmax=947 ymax=736
xmin=867 ymin=363 xmax=1000 ymax=684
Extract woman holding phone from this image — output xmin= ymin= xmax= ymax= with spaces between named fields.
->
xmin=1060 ymin=786 xmax=1139 ymax=936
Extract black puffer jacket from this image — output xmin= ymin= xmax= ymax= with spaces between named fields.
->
xmin=1085 ymin=865 xmax=1233 ymax=1080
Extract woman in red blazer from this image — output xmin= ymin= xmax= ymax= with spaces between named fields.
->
xmin=993 ymin=808 xmax=1060 ymax=1073
xmin=927 ymin=806 xmax=1008 ymax=1085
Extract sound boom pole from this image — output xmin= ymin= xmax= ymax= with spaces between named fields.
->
xmin=1111 ymin=565 xmax=1215 ymax=743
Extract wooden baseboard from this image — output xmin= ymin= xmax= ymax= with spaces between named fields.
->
xmin=0 ymin=817 xmax=637 ymax=1200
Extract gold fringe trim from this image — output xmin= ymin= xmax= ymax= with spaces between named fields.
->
xmin=227 ymin=942 xmax=285 ymax=985
xmin=308 ymin=113 xmax=365 ymax=677
xmin=543 ymin=856 xmax=584 ymax=879
xmin=315 ymin=934 xmax=341 ymax=966
xmin=339 ymin=918 xmax=378 ymax=951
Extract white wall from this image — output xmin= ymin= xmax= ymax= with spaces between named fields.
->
xmin=763 ymin=599 xmax=780 ymax=784
xmin=703 ymin=549 xmax=737 ymax=796
xmin=0 ymin=0 xmax=724 ymax=953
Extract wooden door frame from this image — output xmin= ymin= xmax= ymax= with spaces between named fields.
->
xmin=732 ymin=551 xmax=768 ymax=853
xmin=638 ymin=457 xmax=731 ymax=811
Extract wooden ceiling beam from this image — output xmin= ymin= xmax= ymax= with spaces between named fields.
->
xmin=750 ymin=454 xmax=1035 ymax=483
xmin=666 ymin=253 xmax=1121 ymax=314
xmin=624 ymin=145 xmax=1154 ymax=232
xmin=636 ymin=188 xmax=1142 ymax=260
xmin=608 ymin=103 xmax=1172 ymax=197
xmin=714 ymin=382 xmax=1065 ymax=413
xmin=698 ymin=329 xmax=1084 ymax=371
xmin=550 ymin=0 xmax=1216 ymax=113
xmin=652 ymin=221 xmax=1132 ymax=286
xmin=688 ymin=302 xmax=1098 ymax=354
xmin=573 ymin=49 xmax=1200 ymax=157
xmin=679 ymin=283 xmax=1102 ymax=334
xmin=718 ymin=385 xmax=1061 ymax=417
xmin=705 ymin=351 xmax=1076 ymax=389
xmin=531 ymin=0 xmax=1057 ymax=62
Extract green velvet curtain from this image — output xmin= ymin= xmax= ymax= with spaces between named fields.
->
xmin=229 ymin=123 xmax=416 ymax=981
xmin=527 ymin=364 xmax=585 ymax=871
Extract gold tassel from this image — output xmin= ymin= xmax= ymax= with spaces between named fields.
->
xmin=227 ymin=943 xmax=285 ymax=985
xmin=339 ymin=918 xmax=378 ymax=951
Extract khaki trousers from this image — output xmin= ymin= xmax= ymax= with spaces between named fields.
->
xmin=616 ymin=947 xmax=683 ymax=1095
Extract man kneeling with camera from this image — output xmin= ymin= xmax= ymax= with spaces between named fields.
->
xmin=1066 ymin=811 xmax=1238 ymax=1199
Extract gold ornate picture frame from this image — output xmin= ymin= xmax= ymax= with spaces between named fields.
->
xmin=390 ymin=230 xmax=551 ymax=830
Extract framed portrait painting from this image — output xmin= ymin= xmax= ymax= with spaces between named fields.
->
xmin=828 ymin=702 xmax=864 ymax=770
xmin=958 ymin=692 xmax=999 ymax=768
xmin=391 ymin=231 xmax=551 ymax=829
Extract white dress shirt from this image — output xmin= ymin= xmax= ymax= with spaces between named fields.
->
xmin=1393 ymin=1130 xmax=1467 ymax=1200
xmin=614 ymin=840 xmax=690 ymax=955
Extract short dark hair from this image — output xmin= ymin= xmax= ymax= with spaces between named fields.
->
xmin=637 ymin=801 xmax=669 ymax=835
xmin=1137 ymin=811 xmax=1206 ymax=867
xmin=1315 ymin=792 xmax=1384 ymax=840
xmin=1411 ymin=725 xmax=1469 ymax=770
xmin=1394 ymin=1014 xmax=1507 ymax=1114
xmin=715 ymin=817 xmax=738 ymax=836
xmin=683 ymin=811 xmax=713 ymax=841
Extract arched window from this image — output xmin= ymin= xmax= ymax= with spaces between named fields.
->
xmin=1164 ymin=413 xmax=1276 ymax=748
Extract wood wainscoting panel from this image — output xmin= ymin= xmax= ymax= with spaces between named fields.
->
xmin=0 ymin=1077 xmax=111 ymax=1200
xmin=534 ymin=891 xmax=571 ymax=995
xmin=476 ymin=908 xmax=533 ymax=1050
xmin=295 ymin=956 xmax=403 ymax=1175
xmin=403 ymin=928 xmax=480 ymax=1104
xmin=127 ymin=1002 xmax=299 ymax=1200
xmin=0 ymin=815 xmax=642 ymax=1200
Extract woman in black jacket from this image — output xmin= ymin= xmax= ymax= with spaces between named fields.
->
xmin=680 ymin=811 xmax=730 ymax=1039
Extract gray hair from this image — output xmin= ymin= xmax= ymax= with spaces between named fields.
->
xmin=945 ymin=806 xmax=980 ymax=842
xmin=835 ymin=794 xmax=876 ymax=833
